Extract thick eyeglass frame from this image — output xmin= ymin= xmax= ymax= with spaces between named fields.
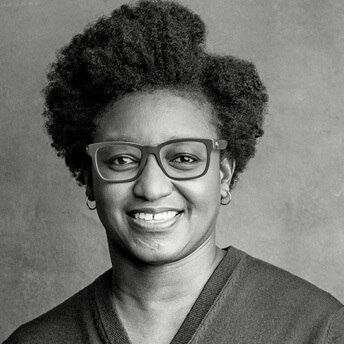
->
xmin=86 ymin=138 xmax=228 ymax=183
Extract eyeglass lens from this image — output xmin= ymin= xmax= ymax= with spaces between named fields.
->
xmin=95 ymin=141 xmax=208 ymax=181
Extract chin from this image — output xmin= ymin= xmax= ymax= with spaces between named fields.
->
xmin=126 ymin=240 xmax=189 ymax=266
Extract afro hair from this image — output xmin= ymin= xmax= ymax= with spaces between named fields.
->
xmin=42 ymin=0 xmax=268 ymax=188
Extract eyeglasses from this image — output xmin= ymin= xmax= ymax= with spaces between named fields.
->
xmin=86 ymin=138 xmax=228 ymax=183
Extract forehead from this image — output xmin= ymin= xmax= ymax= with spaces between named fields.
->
xmin=93 ymin=90 xmax=217 ymax=144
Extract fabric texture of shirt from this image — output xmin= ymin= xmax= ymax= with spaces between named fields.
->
xmin=4 ymin=247 xmax=344 ymax=343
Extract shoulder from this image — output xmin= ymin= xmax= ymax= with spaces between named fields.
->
xmin=3 ymin=271 xmax=110 ymax=344
xmin=241 ymin=251 xmax=343 ymax=312
xmin=219 ymin=247 xmax=344 ymax=343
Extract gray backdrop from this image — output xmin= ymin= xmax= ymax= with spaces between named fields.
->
xmin=1 ymin=0 xmax=343 ymax=340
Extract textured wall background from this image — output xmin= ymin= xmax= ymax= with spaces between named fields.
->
xmin=1 ymin=0 xmax=343 ymax=340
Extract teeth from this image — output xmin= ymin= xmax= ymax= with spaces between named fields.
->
xmin=153 ymin=213 xmax=164 ymax=220
xmin=134 ymin=211 xmax=178 ymax=221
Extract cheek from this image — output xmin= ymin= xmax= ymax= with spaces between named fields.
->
xmin=199 ymin=164 xmax=222 ymax=211
xmin=180 ymin=170 xmax=221 ymax=213
xmin=93 ymin=179 xmax=131 ymax=218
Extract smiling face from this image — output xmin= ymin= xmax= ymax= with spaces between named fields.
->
xmin=87 ymin=90 xmax=232 ymax=265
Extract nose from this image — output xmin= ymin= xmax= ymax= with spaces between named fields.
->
xmin=133 ymin=154 xmax=173 ymax=201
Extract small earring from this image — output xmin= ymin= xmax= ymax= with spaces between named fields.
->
xmin=86 ymin=196 xmax=96 ymax=210
xmin=220 ymin=190 xmax=232 ymax=206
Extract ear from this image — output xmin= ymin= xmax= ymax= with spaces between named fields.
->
xmin=220 ymin=158 xmax=235 ymax=198
xmin=82 ymin=159 xmax=95 ymax=202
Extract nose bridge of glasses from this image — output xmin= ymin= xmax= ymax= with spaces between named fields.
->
xmin=140 ymin=145 xmax=165 ymax=172
xmin=133 ymin=145 xmax=173 ymax=186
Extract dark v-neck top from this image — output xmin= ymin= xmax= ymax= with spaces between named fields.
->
xmin=4 ymin=247 xmax=344 ymax=343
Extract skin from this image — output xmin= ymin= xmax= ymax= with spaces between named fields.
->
xmin=85 ymin=90 xmax=234 ymax=344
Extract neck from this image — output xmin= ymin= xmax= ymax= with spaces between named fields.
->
xmin=108 ymin=237 xmax=225 ymax=309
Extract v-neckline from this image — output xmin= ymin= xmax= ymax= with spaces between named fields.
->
xmin=92 ymin=247 xmax=245 ymax=344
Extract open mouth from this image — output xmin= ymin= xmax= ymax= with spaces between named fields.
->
xmin=129 ymin=210 xmax=181 ymax=223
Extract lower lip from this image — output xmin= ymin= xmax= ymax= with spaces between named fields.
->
xmin=127 ymin=213 xmax=182 ymax=231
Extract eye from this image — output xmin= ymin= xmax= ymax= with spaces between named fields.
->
xmin=107 ymin=155 xmax=139 ymax=170
xmin=168 ymin=154 xmax=201 ymax=170
xmin=173 ymin=155 xmax=197 ymax=164
xmin=110 ymin=156 xmax=135 ymax=165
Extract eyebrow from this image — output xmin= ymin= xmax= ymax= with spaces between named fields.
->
xmin=103 ymin=135 xmax=182 ymax=143
xmin=103 ymin=136 xmax=134 ymax=142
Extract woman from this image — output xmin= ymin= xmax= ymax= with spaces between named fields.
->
xmin=4 ymin=1 xmax=343 ymax=343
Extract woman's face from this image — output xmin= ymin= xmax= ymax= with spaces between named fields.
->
xmin=89 ymin=90 xmax=231 ymax=265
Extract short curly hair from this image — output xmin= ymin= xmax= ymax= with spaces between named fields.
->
xmin=42 ymin=0 xmax=268 ymax=188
